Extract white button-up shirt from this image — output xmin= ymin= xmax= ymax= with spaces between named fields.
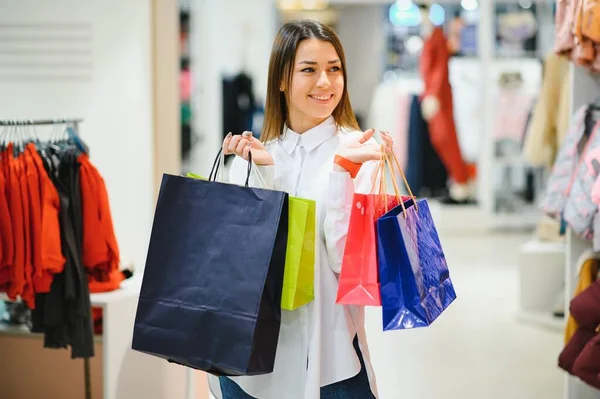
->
xmin=208 ymin=116 xmax=380 ymax=399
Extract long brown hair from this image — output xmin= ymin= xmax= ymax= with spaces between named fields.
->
xmin=261 ymin=20 xmax=359 ymax=143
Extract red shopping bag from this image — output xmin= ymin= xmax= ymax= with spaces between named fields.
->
xmin=336 ymin=151 xmax=409 ymax=306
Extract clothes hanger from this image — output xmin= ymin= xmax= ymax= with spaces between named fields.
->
xmin=66 ymin=125 xmax=89 ymax=154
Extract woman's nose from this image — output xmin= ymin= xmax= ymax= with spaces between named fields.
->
xmin=316 ymin=71 xmax=331 ymax=88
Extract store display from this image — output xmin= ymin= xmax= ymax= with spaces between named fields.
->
xmin=497 ymin=9 xmax=537 ymax=57
xmin=222 ymin=72 xmax=256 ymax=139
xmin=406 ymin=94 xmax=449 ymax=198
xmin=541 ymin=101 xmax=600 ymax=243
xmin=555 ymin=0 xmax=600 ymax=72
xmin=564 ymin=250 xmax=599 ymax=343
xmin=523 ymin=52 xmax=572 ymax=169
xmin=541 ymin=106 xmax=592 ymax=219
xmin=0 ymin=119 xmax=124 ymax=360
xmin=559 ymin=279 xmax=600 ymax=389
xmin=367 ymin=77 xmax=448 ymax=198
xmin=420 ymin=25 xmax=472 ymax=200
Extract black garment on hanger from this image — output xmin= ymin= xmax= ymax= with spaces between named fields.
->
xmin=406 ymin=95 xmax=448 ymax=197
xmin=31 ymin=145 xmax=94 ymax=359
xmin=222 ymin=72 xmax=255 ymax=139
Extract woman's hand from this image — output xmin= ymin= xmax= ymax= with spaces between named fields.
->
xmin=222 ymin=131 xmax=274 ymax=166
xmin=335 ymin=129 xmax=393 ymax=165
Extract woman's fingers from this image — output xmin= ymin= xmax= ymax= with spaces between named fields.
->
xmin=358 ymin=128 xmax=376 ymax=144
xmin=381 ymin=131 xmax=393 ymax=151
xmin=242 ymin=141 xmax=253 ymax=160
xmin=228 ymin=135 xmax=242 ymax=153
xmin=222 ymin=133 xmax=233 ymax=154
xmin=236 ymin=138 xmax=249 ymax=154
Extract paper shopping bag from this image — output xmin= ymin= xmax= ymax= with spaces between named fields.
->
xmin=132 ymin=168 xmax=289 ymax=376
xmin=336 ymin=149 xmax=409 ymax=306
xmin=378 ymin=198 xmax=456 ymax=330
xmin=281 ymin=197 xmax=316 ymax=310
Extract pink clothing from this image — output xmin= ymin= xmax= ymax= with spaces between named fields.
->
xmin=180 ymin=70 xmax=192 ymax=102
xmin=494 ymin=89 xmax=534 ymax=141
xmin=554 ymin=0 xmax=577 ymax=55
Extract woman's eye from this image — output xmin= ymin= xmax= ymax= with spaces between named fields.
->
xmin=330 ymin=66 xmax=341 ymax=72
xmin=301 ymin=68 xmax=315 ymax=73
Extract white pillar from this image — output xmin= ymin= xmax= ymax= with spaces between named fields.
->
xmin=477 ymin=0 xmax=495 ymax=219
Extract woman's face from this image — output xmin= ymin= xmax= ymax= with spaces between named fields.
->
xmin=284 ymin=38 xmax=344 ymax=134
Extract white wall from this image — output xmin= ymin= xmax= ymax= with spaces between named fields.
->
xmin=336 ymin=4 xmax=386 ymax=127
xmin=0 ymin=0 xmax=154 ymax=273
xmin=189 ymin=0 xmax=277 ymax=175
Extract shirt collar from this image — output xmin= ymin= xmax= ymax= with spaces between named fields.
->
xmin=280 ymin=116 xmax=337 ymax=155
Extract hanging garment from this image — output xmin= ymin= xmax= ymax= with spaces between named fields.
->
xmin=559 ymin=280 xmax=600 ymax=378
xmin=366 ymin=81 xmax=413 ymax=170
xmin=565 ymin=250 xmax=600 ymax=344
xmin=0 ymin=157 xmax=14 ymax=289
xmin=31 ymin=145 xmax=94 ymax=358
xmin=405 ymin=95 xmax=448 ymax=197
xmin=563 ymin=120 xmax=600 ymax=239
xmin=555 ymin=0 xmax=578 ymax=56
xmin=571 ymin=332 xmax=600 ymax=390
xmin=523 ymin=53 xmax=572 ymax=169
xmin=555 ymin=0 xmax=600 ymax=72
xmin=406 ymin=95 xmax=424 ymax=195
xmin=541 ymin=106 xmax=588 ymax=218
xmin=0 ymin=125 xmax=120 ymax=359
xmin=421 ymin=100 xmax=449 ymax=197
xmin=494 ymin=88 xmax=535 ymax=143
xmin=420 ymin=27 xmax=470 ymax=184
xmin=222 ymin=72 xmax=255 ymax=139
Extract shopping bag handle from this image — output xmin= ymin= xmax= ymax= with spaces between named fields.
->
xmin=208 ymin=148 xmax=252 ymax=187
xmin=381 ymin=130 xmax=418 ymax=212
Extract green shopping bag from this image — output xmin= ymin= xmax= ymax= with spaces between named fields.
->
xmin=189 ymin=164 xmax=313 ymax=310
xmin=281 ymin=197 xmax=316 ymax=311
xmin=186 ymin=173 xmax=207 ymax=180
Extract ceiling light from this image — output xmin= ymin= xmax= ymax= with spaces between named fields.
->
xmin=396 ymin=0 xmax=413 ymax=12
xmin=461 ymin=0 xmax=478 ymax=12
xmin=429 ymin=4 xmax=445 ymax=26
xmin=518 ymin=0 xmax=532 ymax=9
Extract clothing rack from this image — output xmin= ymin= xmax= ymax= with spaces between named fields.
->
xmin=0 ymin=117 xmax=91 ymax=399
xmin=563 ymin=66 xmax=600 ymax=399
xmin=0 ymin=119 xmax=82 ymax=126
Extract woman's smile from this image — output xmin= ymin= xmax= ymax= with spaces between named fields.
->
xmin=309 ymin=93 xmax=334 ymax=104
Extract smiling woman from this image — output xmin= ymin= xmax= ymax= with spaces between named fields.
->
xmin=260 ymin=20 xmax=360 ymax=143
xmin=216 ymin=19 xmax=392 ymax=399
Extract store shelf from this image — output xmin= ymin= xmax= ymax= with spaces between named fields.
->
xmin=0 ymin=277 xmax=141 ymax=341
xmin=516 ymin=310 xmax=565 ymax=333
xmin=0 ymin=279 xmax=141 ymax=307
xmin=0 ymin=321 xmax=103 ymax=342
xmin=427 ymin=199 xmax=489 ymax=232
xmin=0 ymin=322 xmax=34 ymax=337
xmin=521 ymin=239 xmax=566 ymax=254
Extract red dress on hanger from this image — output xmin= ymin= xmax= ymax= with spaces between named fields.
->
xmin=420 ymin=27 xmax=470 ymax=184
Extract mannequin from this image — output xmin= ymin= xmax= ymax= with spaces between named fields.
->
xmin=418 ymin=4 xmax=474 ymax=203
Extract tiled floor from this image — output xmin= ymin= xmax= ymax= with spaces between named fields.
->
xmin=365 ymin=232 xmax=565 ymax=399
xmin=209 ymin=231 xmax=567 ymax=399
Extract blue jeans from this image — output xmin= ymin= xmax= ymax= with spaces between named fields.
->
xmin=219 ymin=336 xmax=375 ymax=398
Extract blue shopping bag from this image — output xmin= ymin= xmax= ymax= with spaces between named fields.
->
xmin=377 ymin=198 xmax=456 ymax=330
xmin=132 ymin=151 xmax=289 ymax=376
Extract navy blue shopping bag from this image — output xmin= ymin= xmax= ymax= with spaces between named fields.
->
xmin=377 ymin=198 xmax=456 ymax=330
xmin=132 ymin=151 xmax=289 ymax=376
